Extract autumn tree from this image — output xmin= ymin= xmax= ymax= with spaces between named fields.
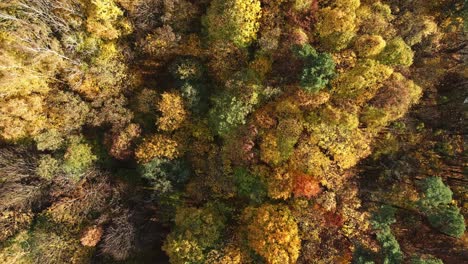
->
xmin=135 ymin=134 xmax=181 ymax=163
xmin=315 ymin=0 xmax=360 ymax=51
xmin=203 ymin=0 xmax=262 ymax=47
xmin=62 ymin=136 xmax=97 ymax=179
xmin=163 ymin=203 xmax=229 ymax=264
xmin=209 ymin=73 xmax=261 ymax=136
xmin=242 ymin=204 xmax=301 ymax=264
xmin=157 ymin=92 xmax=187 ymax=132
xmin=377 ymin=37 xmax=414 ymax=67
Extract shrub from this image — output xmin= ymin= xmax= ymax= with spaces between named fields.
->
xmin=36 ymin=155 xmax=61 ymax=180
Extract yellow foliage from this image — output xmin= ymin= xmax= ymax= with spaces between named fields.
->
xmin=0 ymin=95 xmax=46 ymax=141
xmin=266 ymin=168 xmax=293 ymax=200
xmin=316 ymin=6 xmax=358 ymax=50
xmin=204 ymin=0 xmax=262 ymax=47
xmin=135 ymin=134 xmax=181 ymax=163
xmin=260 ymin=131 xmax=282 ymax=166
xmin=242 ymin=204 xmax=300 ymax=264
xmin=86 ymin=0 xmax=132 ymax=40
xmin=289 ymin=141 xmax=332 ymax=179
xmin=332 ymin=59 xmax=393 ymax=105
xmin=249 ymin=55 xmax=272 ymax=81
xmin=206 ymin=245 xmax=242 ymax=264
xmin=354 ymin=34 xmax=386 ymax=57
xmin=157 ymin=92 xmax=187 ymax=132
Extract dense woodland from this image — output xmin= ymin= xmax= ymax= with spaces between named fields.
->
xmin=0 ymin=0 xmax=467 ymax=263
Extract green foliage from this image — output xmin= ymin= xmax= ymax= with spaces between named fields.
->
xmin=377 ymin=38 xmax=414 ymax=66
xmin=203 ymin=0 xmax=262 ymax=47
xmin=293 ymin=44 xmax=336 ymax=93
xmin=62 ymin=136 xmax=97 ymax=179
xmin=415 ymin=176 xmax=465 ymax=237
xmin=418 ymin=177 xmax=453 ymax=209
xmin=376 ymin=228 xmax=404 ymax=264
xmin=410 ymin=255 xmax=444 ymax=264
xmin=371 ymin=206 xmax=403 ymax=264
xmin=233 ymin=167 xmax=267 ymax=204
xmin=36 ymin=155 xmax=61 ymax=180
xmin=353 ymin=245 xmax=376 ymax=264
xmin=139 ymin=158 xmax=191 ymax=194
xmin=163 ymin=202 xmax=229 ymax=264
xmin=209 ymin=93 xmax=255 ymax=136
xmin=371 ymin=205 xmax=397 ymax=229
xmin=427 ymin=205 xmax=465 ymax=238
xmin=209 ymin=75 xmax=261 ymax=136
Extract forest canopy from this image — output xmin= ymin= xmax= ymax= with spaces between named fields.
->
xmin=0 ymin=0 xmax=466 ymax=263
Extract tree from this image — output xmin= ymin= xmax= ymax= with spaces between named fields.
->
xmin=163 ymin=203 xmax=229 ymax=264
xmin=293 ymin=44 xmax=336 ymax=93
xmin=411 ymin=255 xmax=444 ymax=264
xmin=135 ymin=134 xmax=181 ymax=163
xmin=209 ymin=75 xmax=261 ymax=136
xmin=62 ymin=136 xmax=97 ymax=179
xmin=157 ymin=92 xmax=187 ymax=132
xmin=315 ymin=1 xmax=360 ymax=51
xmin=100 ymin=211 xmax=136 ymax=261
xmin=361 ymin=73 xmax=422 ymax=130
xmin=427 ymin=205 xmax=465 ymax=238
xmin=170 ymin=57 xmax=205 ymax=83
xmin=356 ymin=2 xmax=395 ymax=38
xmin=139 ymin=158 xmax=191 ymax=194
xmin=416 ymin=177 xmax=465 ymax=237
xmin=418 ymin=177 xmax=453 ymax=209
xmin=354 ymin=34 xmax=386 ymax=58
xmin=332 ymin=59 xmax=393 ymax=105
xmin=233 ymin=167 xmax=267 ymax=204
xmin=203 ymin=0 xmax=262 ymax=47
xmin=371 ymin=206 xmax=403 ymax=264
xmin=36 ymin=155 xmax=61 ymax=180
xmin=206 ymin=245 xmax=242 ymax=264
xmin=85 ymin=0 xmax=132 ymax=40
xmin=377 ymin=37 xmax=414 ymax=67
xmin=242 ymin=204 xmax=300 ymax=264
xmin=107 ymin=123 xmax=141 ymax=160
xmin=292 ymin=172 xmax=321 ymax=199
xmin=397 ymin=12 xmax=438 ymax=46
xmin=0 ymin=95 xmax=47 ymax=141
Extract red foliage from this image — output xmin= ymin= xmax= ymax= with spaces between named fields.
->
xmin=323 ymin=211 xmax=344 ymax=227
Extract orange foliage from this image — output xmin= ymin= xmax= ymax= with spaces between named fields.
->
xmin=80 ymin=226 xmax=104 ymax=247
xmin=292 ymin=172 xmax=322 ymax=199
